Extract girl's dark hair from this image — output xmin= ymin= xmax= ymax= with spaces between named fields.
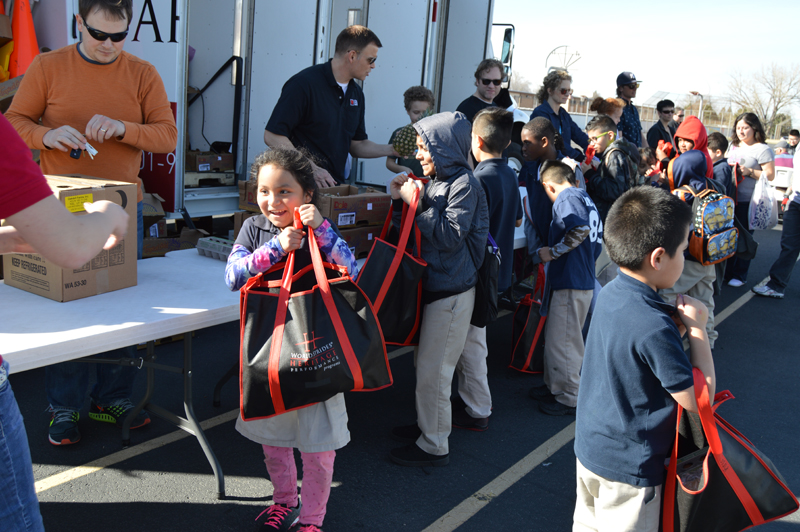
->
xmin=536 ymin=70 xmax=571 ymax=104
xmin=589 ymin=97 xmax=624 ymax=115
xmin=638 ymin=147 xmax=656 ymax=174
xmin=250 ymin=148 xmax=319 ymax=206
xmin=730 ymin=112 xmax=766 ymax=147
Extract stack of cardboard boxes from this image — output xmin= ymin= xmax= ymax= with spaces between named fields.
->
xmin=237 ymin=182 xmax=391 ymax=258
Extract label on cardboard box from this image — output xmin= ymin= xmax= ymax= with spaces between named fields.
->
xmin=338 ymin=213 xmax=356 ymax=227
xmin=65 ymin=194 xmax=92 ymax=212
xmin=199 ymin=163 xmax=211 ymax=171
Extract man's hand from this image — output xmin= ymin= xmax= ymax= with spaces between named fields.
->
xmin=85 ymin=115 xmax=126 ymax=143
xmin=43 ymin=125 xmax=87 ymax=152
xmin=313 ymin=164 xmax=338 ymax=188
xmin=297 ymin=204 xmax=324 ymax=229
xmin=538 ymin=246 xmax=553 ymax=263
xmin=83 ymin=201 xmax=129 ymax=249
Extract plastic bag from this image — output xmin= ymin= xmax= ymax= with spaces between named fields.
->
xmin=749 ymin=173 xmax=778 ymax=230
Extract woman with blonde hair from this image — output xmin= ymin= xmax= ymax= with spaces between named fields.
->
xmin=530 ymin=70 xmax=589 ymax=161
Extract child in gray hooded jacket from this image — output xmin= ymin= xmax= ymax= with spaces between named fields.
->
xmin=388 ymin=111 xmax=490 ymax=467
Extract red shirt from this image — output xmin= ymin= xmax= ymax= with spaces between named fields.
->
xmin=1 ymin=113 xmax=53 ymax=365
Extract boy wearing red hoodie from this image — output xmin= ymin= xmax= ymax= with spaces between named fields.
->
xmin=660 ymin=150 xmax=719 ymax=348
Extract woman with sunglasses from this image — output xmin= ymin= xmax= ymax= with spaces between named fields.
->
xmin=529 ymin=70 xmax=589 ymax=163
xmin=724 ymin=113 xmax=775 ymax=287
xmin=6 ymin=0 xmax=177 ymax=450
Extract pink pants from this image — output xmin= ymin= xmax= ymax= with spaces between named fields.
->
xmin=262 ymin=445 xmax=336 ymax=527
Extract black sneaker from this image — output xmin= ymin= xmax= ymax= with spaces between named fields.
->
xmin=289 ymin=524 xmax=323 ymax=532
xmin=390 ymin=423 xmax=422 ymax=444
xmin=452 ymin=408 xmax=489 ymax=431
xmin=528 ymin=385 xmax=556 ymax=403
xmin=390 ymin=443 xmax=449 ymax=467
xmin=255 ymin=502 xmax=301 ymax=531
xmin=49 ymin=409 xmax=80 ymax=446
xmin=539 ymin=401 xmax=576 ymax=416
xmin=89 ymin=399 xmax=151 ymax=429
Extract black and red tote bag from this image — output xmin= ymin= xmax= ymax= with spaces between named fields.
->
xmin=663 ymin=368 xmax=799 ymax=532
xmin=239 ymin=215 xmax=392 ymax=421
xmin=509 ymin=264 xmax=546 ymax=373
xmin=357 ymin=185 xmax=427 ymax=346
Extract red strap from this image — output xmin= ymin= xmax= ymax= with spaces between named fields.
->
xmin=374 ymin=188 xmax=419 ymax=309
xmin=533 ymin=263 xmax=546 ymax=302
xmin=692 ymin=368 xmax=764 ymax=525
xmin=267 ymin=245 xmax=295 ymax=415
xmin=308 ymin=224 xmax=365 ymax=390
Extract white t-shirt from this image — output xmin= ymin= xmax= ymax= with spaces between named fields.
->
xmin=726 ymin=142 xmax=774 ymax=203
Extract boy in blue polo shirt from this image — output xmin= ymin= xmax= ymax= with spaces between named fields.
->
xmin=574 ymin=186 xmax=716 ymax=532
xmin=529 ymin=160 xmax=601 ymax=416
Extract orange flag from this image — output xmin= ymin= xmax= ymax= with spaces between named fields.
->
xmin=9 ymin=0 xmax=39 ymax=78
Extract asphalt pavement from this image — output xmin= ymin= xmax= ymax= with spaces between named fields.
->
xmin=8 ymin=225 xmax=800 ymax=531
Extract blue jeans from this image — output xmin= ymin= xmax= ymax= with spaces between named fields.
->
xmin=768 ymin=200 xmax=800 ymax=291
xmin=0 ymin=361 xmax=45 ymax=532
xmin=45 ymin=345 xmax=138 ymax=412
xmin=726 ymin=202 xmax=753 ymax=282
xmin=137 ymin=200 xmax=143 ymax=260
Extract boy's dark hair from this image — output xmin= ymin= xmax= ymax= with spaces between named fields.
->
xmin=586 ymin=115 xmax=617 ymax=134
xmin=604 ymin=187 xmax=692 ymax=270
xmin=730 ymin=112 xmax=766 ymax=147
xmin=334 ymin=25 xmax=382 ymax=55
xmin=790 ymin=129 xmax=799 ymax=137
xmin=474 ymin=58 xmax=505 ymax=80
xmin=638 ymin=147 xmax=656 ymax=174
xmin=473 ymin=108 xmax=513 ymax=154
xmin=656 ymin=99 xmax=675 ymax=113
xmin=403 ymin=86 xmax=434 ymax=111
xmin=521 ymin=116 xmax=555 ymax=141
xmin=540 ymin=159 xmax=576 ymax=186
xmin=79 ymin=0 xmax=132 ymax=23
xmin=707 ymin=132 xmax=728 ymax=154
xmin=250 ymin=148 xmax=319 ymax=207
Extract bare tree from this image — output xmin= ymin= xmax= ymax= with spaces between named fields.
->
xmin=727 ymin=63 xmax=800 ymax=136
xmin=510 ymin=72 xmax=535 ymax=93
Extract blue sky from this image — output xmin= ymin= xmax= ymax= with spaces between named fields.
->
xmin=493 ymin=0 xmax=799 ymax=123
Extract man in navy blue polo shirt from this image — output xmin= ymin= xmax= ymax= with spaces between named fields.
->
xmin=615 ymin=72 xmax=647 ymax=148
xmin=264 ymin=25 xmax=398 ymax=187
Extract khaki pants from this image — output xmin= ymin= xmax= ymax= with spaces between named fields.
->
xmin=573 ymin=459 xmax=662 ymax=532
xmin=659 ymin=260 xmax=718 ymax=347
xmin=414 ymin=288 xmax=475 ymax=455
xmin=455 ymin=325 xmax=492 ymax=418
xmin=543 ymin=289 xmax=593 ymax=407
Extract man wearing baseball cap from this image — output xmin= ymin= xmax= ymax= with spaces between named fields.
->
xmin=615 ymin=72 xmax=646 ymax=148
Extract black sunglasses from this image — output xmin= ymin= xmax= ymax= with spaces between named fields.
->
xmin=481 ymin=78 xmax=502 ymax=86
xmin=84 ymin=21 xmax=129 ymax=43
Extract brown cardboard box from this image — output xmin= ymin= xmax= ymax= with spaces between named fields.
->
xmin=142 ymin=228 xmax=206 ymax=258
xmin=233 ymin=211 xmax=258 ymax=239
xmin=0 ymin=15 xmax=12 ymax=47
xmin=238 ymin=179 xmax=259 ymax=213
xmin=339 ymin=226 xmax=379 ymax=259
xmin=2 ymin=175 xmax=137 ymax=302
xmin=141 ymin=192 xmax=166 ymax=231
xmin=185 ymin=150 xmax=234 ymax=172
xmin=317 ymin=185 xmax=391 ymax=229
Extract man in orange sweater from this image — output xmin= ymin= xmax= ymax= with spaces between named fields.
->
xmin=6 ymin=0 xmax=177 ymax=447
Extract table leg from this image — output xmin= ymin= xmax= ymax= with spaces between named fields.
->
xmin=122 ymin=341 xmax=155 ymax=447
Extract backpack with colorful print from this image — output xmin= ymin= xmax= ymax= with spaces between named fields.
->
xmin=675 ymin=185 xmax=738 ymax=265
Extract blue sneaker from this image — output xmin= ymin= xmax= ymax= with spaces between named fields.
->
xmin=49 ymin=409 xmax=80 ymax=446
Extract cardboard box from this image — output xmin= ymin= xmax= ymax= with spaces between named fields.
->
xmin=233 ymin=211 xmax=258 ymax=239
xmin=238 ymin=179 xmax=259 ymax=213
xmin=340 ymin=226 xmax=379 ymax=259
xmin=141 ymin=192 xmax=166 ymax=231
xmin=142 ymin=228 xmax=205 ymax=258
xmin=2 ymin=175 xmax=138 ymax=302
xmin=317 ymin=185 xmax=391 ymax=229
xmin=0 ymin=15 xmax=11 ymax=47
xmin=185 ymin=150 xmax=234 ymax=172
xmin=148 ymin=219 xmax=168 ymax=238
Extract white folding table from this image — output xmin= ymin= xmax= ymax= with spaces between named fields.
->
xmin=0 ymin=249 xmax=238 ymax=498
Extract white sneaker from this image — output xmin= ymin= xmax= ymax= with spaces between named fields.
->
xmin=752 ymin=284 xmax=784 ymax=299
xmin=727 ymin=279 xmax=744 ymax=287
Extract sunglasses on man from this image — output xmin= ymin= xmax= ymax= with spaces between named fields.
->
xmin=661 ymin=109 xmax=674 ymax=114
xmin=480 ymin=78 xmax=503 ymax=86
xmin=84 ymin=21 xmax=129 ymax=43
xmin=626 ymin=83 xmax=640 ymax=90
